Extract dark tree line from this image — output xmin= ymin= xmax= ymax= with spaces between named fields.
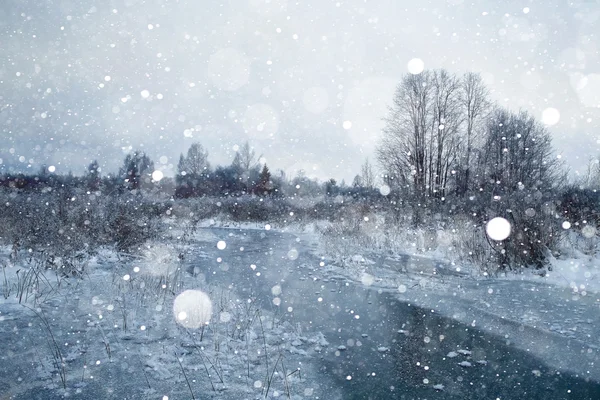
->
xmin=174 ymin=141 xmax=278 ymax=198
xmin=0 ymin=141 xmax=376 ymax=199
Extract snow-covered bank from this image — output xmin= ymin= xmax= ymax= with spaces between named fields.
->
xmin=0 ymin=243 xmax=340 ymax=399
xmin=504 ymin=253 xmax=600 ymax=294
xmin=308 ymin=226 xmax=600 ymax=382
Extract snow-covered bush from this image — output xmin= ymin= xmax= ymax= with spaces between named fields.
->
xmin=0 ymin=188 xmax=167 ymax=274
xmin=317 ymin=201 xmax=441 ymax=264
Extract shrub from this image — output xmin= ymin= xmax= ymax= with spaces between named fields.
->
xmin=0 ymin=188 xmax=165 ymax=273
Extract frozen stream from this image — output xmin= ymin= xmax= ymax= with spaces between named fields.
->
xmin=194 ymin=227 xmax=600 ymax=399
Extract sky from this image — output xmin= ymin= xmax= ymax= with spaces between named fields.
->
xmin=0 ymin=0 xmax=599 ymax=183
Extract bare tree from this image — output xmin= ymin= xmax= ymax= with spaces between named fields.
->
xmin=238 ymin=141 xmax=258 ymax=172
xmin=377 ymin=71 xmax=432 ymax=197
xmin=178 ymin=143 xmax=210 ymax=177
xmin=475 ymin=109 xmax=565 ymax=269
xmin=578 ymin=157 xmax=600 ymax=189
xmin=377 ymin=69 xmax=463 ymax=200
xmin=360 ymin=158 xmax=375 ymax=189
xmin=429 ymin=69 xmax=461 ymax=198
xmin=230 ymin=141 xmax=261 ymax=190
xmin=457 ymin=72 xmax=490 ymax=195
xmin=480 ymin=109 xmax=561 ymax=193
xmin=176 ymin=143 xmax=211 ymax=196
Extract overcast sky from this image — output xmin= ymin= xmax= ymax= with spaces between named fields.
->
xmin=1 ymin=0 xmax=599 ymax=183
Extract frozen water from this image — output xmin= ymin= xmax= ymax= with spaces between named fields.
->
xmin=582 ymin=225 xmax=596 ymax=238
xmin=379 ymin=185 xmax=391 ymax=196
xmin=288 ymin=248 xmax=299 ymax=260
xmin=271 ymin=284 xmax=282 ymax=296
xmin=361 ymin=272 xmax=375 ymax=286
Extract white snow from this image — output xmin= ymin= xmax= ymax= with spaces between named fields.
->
xmin=0 ymin=241 xmax=336 ymax=399
xmin=152 ymin=170 xmax=164 ymax=181
xmin=379 ymin=184 xmax=391 ymax=196
xmin=486 ymin=217 xmax=511 ymax=241
xmin=407 ymin=58 xmax=425 ymax=74
xmin=173 ymin=289 xmax=212 ymax=328
xmin=541 ymin=107 xmax=560 ymax=125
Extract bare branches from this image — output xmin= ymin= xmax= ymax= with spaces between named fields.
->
xmin=378 ymin=69 xmax=475 ymax=200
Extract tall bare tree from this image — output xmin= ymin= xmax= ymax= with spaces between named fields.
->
xmin=360 ymin=158 xmax=375 ymax=189
xmin=429 ymin=69 xmax=461 ymax=198
xmin=238 ymin=141 xmax=258 ymax=172
xmin=377 ymin=71 xmax=432 ymax=196
xmin=457 ymin=72 xmax=490 ymax=194
xmin=377 ymin=69 xmax=463 ymax=199
xmin=178 ymin=143 xmax=210 ymax=176
xmin=176 ymin=143 xmax=210 ymax=197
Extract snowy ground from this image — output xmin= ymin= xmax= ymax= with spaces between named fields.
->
xmin=0 ymin=240 xmax=341 ymax=399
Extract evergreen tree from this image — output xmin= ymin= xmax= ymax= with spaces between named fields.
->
xmin=119 ymin=151 xmax=154 ymax=190
xmin=256 ymin=164 xmax=272 ymax=195
xmin=86 ymin=160 xmax=101 ymax=191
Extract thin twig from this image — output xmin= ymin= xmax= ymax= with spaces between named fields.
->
xmin=175 ymin=352 xmax=195 ymax=400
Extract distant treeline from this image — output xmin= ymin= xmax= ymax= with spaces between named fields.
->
xmin=0 ymin=141 xmax=381 ymax=200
